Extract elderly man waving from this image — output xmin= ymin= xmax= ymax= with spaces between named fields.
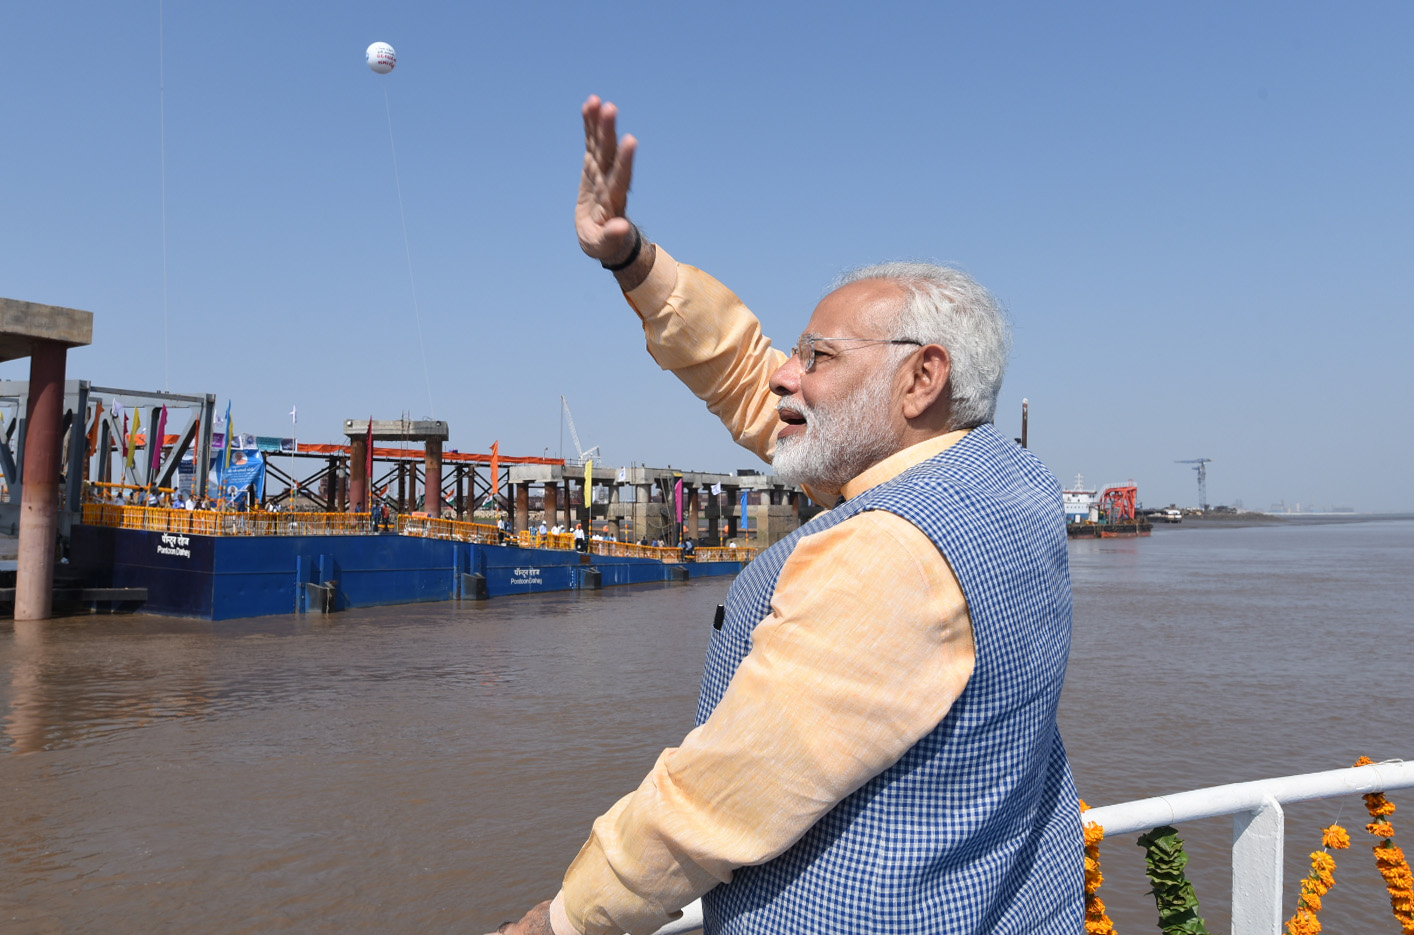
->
xmin=492 ymin=96 xmax=1082 ymax=935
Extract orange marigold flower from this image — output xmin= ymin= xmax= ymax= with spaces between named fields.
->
xmin=1356 ymin=756 xmax=1376 ymax=767
xmin=1301 ymin=890 xmax=1323 ymax=913
xmin=1366 ymin=792 xmax=1399 ymax=818
xmin=1369 ymin=820 xmax=1397 ymax=838
xmin=1285 ymin=907 xmax=1322 ymax=935
xmin=1084 ymin=822 xmax=1105 ymax=848
xmin=1322 ymin=824 xmax=1352 ymax=850
xmin=1376 ymin=844 xmax=1408 ymax=863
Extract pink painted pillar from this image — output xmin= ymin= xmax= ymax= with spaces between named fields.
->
xmin=425 ymin=440 xmax=443 ymax=519
xmin=15 ymin=342 xmax=68 ymax=621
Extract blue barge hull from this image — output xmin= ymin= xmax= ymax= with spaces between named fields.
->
xmin=69 ymin=525 xmax=744 ymax=621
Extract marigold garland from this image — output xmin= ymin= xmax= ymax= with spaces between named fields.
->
xmin=1354 ymin=757 xmax=1414 ymax=935
xmin=1285 ymin=826 xmax=1350 ymax=935
xmin=1079 ymin=800 xmax=1117 ymax=935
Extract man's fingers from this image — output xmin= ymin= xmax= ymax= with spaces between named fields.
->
xmin=611 ymin=134 xmax=637 ymax=199
xmin=598 ymin=101 xmax=619 ymax=167
xmin=582 ymin=95 xmax=601 ymax=153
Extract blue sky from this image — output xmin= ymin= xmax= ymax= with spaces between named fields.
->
xmin=3 ymin=2 xmax=1410 ymax=511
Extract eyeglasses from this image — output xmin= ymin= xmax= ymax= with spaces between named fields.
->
xmin=789 ymin=334 xmax=922 ymax=373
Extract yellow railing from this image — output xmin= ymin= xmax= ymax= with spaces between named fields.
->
xmin=397 ymin=514 xmax=501 ymax=545
xmin=80 ymin=503 xmax=757 ymax=561
xmin=589 ymin=539 xmax=687 ymax=562
xmin=695 ymin=546 xmax=757 ymax=563
xmin=82 ymin=502 xmax=373 ymax=537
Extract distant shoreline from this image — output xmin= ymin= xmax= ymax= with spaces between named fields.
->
xmin=1172 ymin=512 xmax=1414 ymax=529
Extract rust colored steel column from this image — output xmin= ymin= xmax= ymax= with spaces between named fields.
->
xmin=543 ymin=482 xmax=558 ymax=530
xmin=15 ymin=341 xmax=68 ymax=621
xmin=425 ymin=439 xmax=443 ymax=519
xmin=515 ymin=483 xmax=530 ymax=533
xmin=349 ymin=437 xmax=368 ymax=512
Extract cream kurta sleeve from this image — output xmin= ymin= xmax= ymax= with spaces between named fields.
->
xmin=621 ymin=248 xmax=787 ymax=464
xmin=551 ymin=251 xmax=977 ymax=935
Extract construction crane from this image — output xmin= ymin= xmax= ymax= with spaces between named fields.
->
xmin=560 ymin=395 xmax=601 ymax=464
xmin=1175 ymin=458 xmax=1213 ymax=511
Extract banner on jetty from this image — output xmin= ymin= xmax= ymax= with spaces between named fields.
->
xmin=176 ymin=444 xmax=268 ymax=503
xmin=215 ymin=447 xmax=267 ymax=505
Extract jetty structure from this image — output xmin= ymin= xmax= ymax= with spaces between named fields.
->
xmin=0 ymin=364 xmax=810 ymax=618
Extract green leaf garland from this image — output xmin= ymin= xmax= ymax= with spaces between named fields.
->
xmin=1136 ymin=826 xmax=1210 ymax=935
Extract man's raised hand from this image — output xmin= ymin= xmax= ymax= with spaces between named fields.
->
xmin=577 ymin=95 xmax=637 ymax=265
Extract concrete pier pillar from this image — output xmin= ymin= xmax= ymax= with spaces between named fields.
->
xmin=15 ymin=341 xmax=67 ymax=621
xmin=425 ymin=439 xmax=443 ymax=519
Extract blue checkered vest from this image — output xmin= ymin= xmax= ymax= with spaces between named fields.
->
xmin=696 ymin=423 xmax=1083 ymax=934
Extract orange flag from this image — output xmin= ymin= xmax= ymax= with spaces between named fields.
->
xmin=87 ymin=401 xmax=104 ymax=458
xmin=489 ymin=441 xmax=500 ymax=505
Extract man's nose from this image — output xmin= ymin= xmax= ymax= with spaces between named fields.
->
xmin=769 ymin=353 xmax=801 ymax=396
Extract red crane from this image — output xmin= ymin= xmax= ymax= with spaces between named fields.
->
xmin=1100 ymin=484 xmax=1138 ymax=523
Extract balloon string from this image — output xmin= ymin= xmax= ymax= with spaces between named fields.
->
xmin=383 ymin=86 xmax=436 ymax=420
xmin=159 ymin=0 xmax=169 ymax=392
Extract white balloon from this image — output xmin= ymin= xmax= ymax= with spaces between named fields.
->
xmin=366 ymin=42 xmax=396 ymax=75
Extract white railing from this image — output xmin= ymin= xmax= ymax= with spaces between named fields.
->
xmin=648 ymin=758 xmax=1414 ymax=935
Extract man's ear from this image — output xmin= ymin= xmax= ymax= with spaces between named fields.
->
xmin=900 ymin=344 xmax=951 ymax=421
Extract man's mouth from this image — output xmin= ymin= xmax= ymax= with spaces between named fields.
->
xmin=777 ymin=400 xmax=807 ymax=423
xmin=777 ymin=400 xmax=809 ymax=436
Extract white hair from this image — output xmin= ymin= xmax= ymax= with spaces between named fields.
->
xmin=832 ymin=262 xmax=1011 ymax=429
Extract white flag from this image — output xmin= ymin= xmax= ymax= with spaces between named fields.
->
xmin=711 ymin=482 xmax=722 ymax=495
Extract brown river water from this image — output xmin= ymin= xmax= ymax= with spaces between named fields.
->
xmin=2 ymin=518 xmax=1411 ymax=934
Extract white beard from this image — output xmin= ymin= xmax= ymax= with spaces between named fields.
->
xmin=772 ymin=378 xmax=900 ymax=495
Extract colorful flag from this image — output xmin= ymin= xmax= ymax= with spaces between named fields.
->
xmin=584 ymin=459 xmax=593 ymax=508
xmin=222 ymin=401 xmax=233 ymax=478
xmin=364 ymin=417 xmax=374 ymax=508
xmin=150 ymin=405 xmax=168 ymax=478
xmin=126 ymin=408 xmax=141 ymax=476
xmin=740 ymin=489 xmax=750 ymax=531
xmin=675 ymin=478 xmax=684 ymax=524
xmin=489 ymin=440 xmax=501 ymax=504
xmin=87 ymin=401 xmax=104 ymax=458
